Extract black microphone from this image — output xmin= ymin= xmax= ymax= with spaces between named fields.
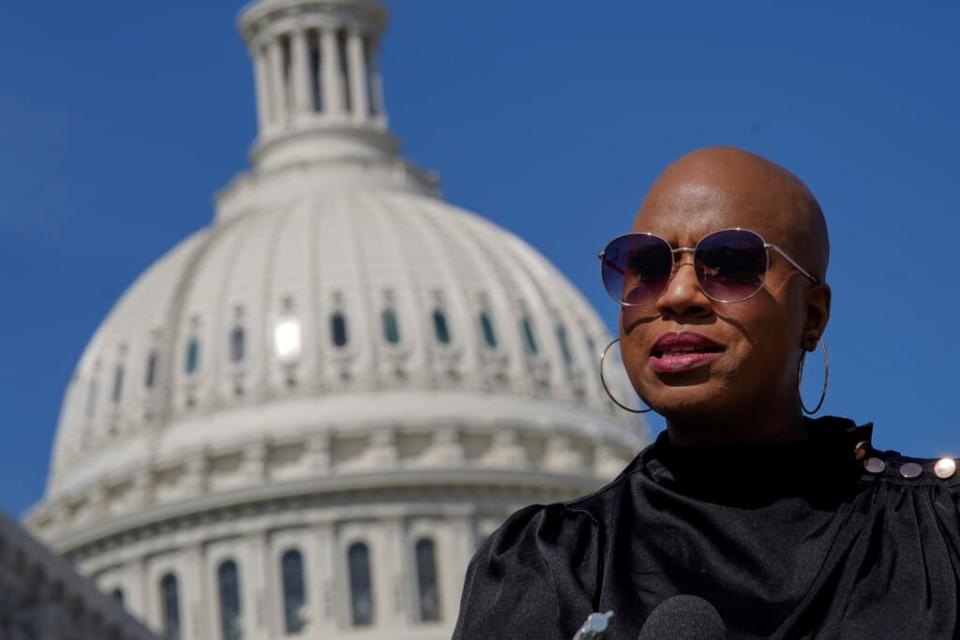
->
xmin=637 ymin=595 xmax=728 ymax=640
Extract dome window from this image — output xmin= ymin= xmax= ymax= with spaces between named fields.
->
xmin=274 ymin=318 xmax=302 ymax=362
xmin=348 ymin=542 xmax=374 ymax=626
xmin=111 ymin=365 xmax=125 ymax=405
xmin=331 ymin=312 xmax=348 ymax=348
xmin=382 ymin=308 xmax=400 ymax=345
xmin=230 ymin=326 xmax=245 ymax=363
xmin=185 ymin=338 xmax=201 ymax=376
xmin=160 ymin=573 xmax=181 ymax=640
xmin=145 ymin=351 xmax=158 ymax=389
xmin=479 ymin=312 xmax=497 ymax=349
xmin=557 ymin=325 xmax=575 ymax=365
xmin=217 ymin=560 xmax=243 ymax=640
xmin=432 ymin=310 xmax=451 ymax=345
xmin=522 ymin=317 xmax=539 ymax=355
xmin=415 ymin=538 xmax=442 ymax=623
xmin=281 ymin=549 xmax=308 ymax=634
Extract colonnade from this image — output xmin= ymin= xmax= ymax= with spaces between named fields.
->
xmin=252 ymin=25 xmax=384 ymax=134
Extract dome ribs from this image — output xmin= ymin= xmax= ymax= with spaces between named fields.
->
xmin=256 ymin=198 xmax=301 ymax=401
xmin=211 ymin=210 xmax=258 ymax=404
xmin=364 ymin=190 xmax=427 ymax=386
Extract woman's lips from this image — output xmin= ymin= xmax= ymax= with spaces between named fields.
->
xmin=650 ymin=351 xmax=723 ymax=373
xmin=650 ymin=331 xmax=725 ymax=374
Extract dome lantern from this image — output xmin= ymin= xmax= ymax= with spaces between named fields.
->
xmin=238 ymin=0 xmax=401 ymax=173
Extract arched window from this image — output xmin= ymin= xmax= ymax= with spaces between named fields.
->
xmin=281 ymin=550 xmax=307 ymax=634
xmin=160 ymin=573 xmax=181 ymax=640
xmin=522 ymin=317 xmax=538 ymax=355
xmin=382 ymin=309 xmax=400 ymax=345
xmin=432 ymin=310 xmax=451 ymax=345
xmin=185 ymin=337 xmax=200 ymax=375
xmin=479 ymin=312 xmax=497 ymax=349
xmin=274 ymin=317 xmax=303 ymax=362
xmin=331 ymin=312 xmax=348 ymax=348
xmin=111 ymin=365 xmax=125 ymax=404
xmin=230 ymin=326 xmax=245 ymax=363
xmin=217 ymin=560 xmax=243 ymax=640
xmin=348 ymin=542 xmax=374 ymax=626
xmin=557 ymin=325 xmax=574 ymax=365
xmin=415 ymin=538 xmax=442 ymax=623
xmin=111 ymin=587 xmax=124 ymax=605
xmin=145 ymin=351 xmax=158 ymax=388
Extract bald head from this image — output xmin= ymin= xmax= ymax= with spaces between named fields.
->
xmin=634 ymin=146 xmax=829 ymax=282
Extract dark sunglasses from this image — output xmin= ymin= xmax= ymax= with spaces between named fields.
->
xmin=598 ymin=227 xmax=818 ymax=307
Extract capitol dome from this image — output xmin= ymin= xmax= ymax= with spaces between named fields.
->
xmin=43 ymin=187 xmax=641 ymax=502
xmin=27 ymin=1 xmax=648 ymax=638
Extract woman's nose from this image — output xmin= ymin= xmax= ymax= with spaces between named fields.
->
xmin=655 ymin=254 xmax=713 ymax=319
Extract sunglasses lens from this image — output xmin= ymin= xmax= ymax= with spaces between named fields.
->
xmin=695 ymin=229 xmax=768 ymax=302
xmin=601 ymin=235 xmax=673 ymax=306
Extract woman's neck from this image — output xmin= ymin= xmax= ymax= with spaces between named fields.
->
xmin=666 ymin=408 xmax=809 ymax=447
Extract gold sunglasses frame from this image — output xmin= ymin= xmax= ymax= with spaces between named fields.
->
xmin=597 ymin=227 xmax=819 ymax=307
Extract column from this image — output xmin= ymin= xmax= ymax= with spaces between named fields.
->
xmin=254 ymin=530 xmax=277 ymax=637
xmin=364 ymin=37 xmax=385 ymax=118
xmin=291 ymin=28 xmax=311 ymax=117
xmin=183 ymin=544 xmax=207 ymax=640
xmin=381 ymin=518 xmax=408 ymax=626
xmin=126 ymin=557 xmax=148 ymax=625
xmin=267 ymin=39 xmax=286 ymax=127
xmin=253 ymin=46 xmax=271 ymax=133
xmin=312 ymin=522 xmax=338 ymax=634
xmin=320 ymin=27 xmax=343 ymax=116
xmin=347 ymin=29 xmax=369 ymax=121
xmin=445 ymin=517 xmax=474 ymax=626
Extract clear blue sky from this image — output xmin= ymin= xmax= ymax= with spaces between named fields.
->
xmin=2 ymin=1 xmax=958 ymax=518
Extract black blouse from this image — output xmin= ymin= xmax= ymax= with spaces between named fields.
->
xmin=453 ymin=416 xmax=960 ymax=639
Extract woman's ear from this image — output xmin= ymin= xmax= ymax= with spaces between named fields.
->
xmin=803 ymin=283 xmax=831 ymax=350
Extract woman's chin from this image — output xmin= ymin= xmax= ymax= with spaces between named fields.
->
xmin=644 ymin=379 xmax=730 ymax=418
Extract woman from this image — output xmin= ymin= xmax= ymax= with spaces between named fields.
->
xmin=452 ymin=147 xmax=960 ymax=639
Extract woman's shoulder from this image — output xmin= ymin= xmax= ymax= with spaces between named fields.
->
xmin=808 ymin=416 xmax=959 ymax=493
xmin=451 ymin=477 xmax=634 ymax=639
xmin=476 ymin=470 xmax=635 ymax=560
xmin=489 ymin=457 xmax=642 ymax=541
xmin=857 ymin=445 xmax=960 ymax=489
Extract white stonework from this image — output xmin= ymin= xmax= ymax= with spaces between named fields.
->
xmin=24 ymin=0 xmax=649 ymax=638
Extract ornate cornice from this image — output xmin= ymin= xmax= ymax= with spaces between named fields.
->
xmin=51 ymin=470 xmax=588 ymax=561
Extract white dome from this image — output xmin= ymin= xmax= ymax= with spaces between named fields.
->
xmin=41 ymin=177 xmax=644 ymax=503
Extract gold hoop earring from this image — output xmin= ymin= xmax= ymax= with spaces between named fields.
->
xmin=599 ymin=337 xmax=653 ymax=414
xmin=798 ymin=338 xmax=829 ymax=415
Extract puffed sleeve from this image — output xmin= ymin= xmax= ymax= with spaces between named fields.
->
xmin=778 ymin=460 xmax=960 ymax=639
xmin=452 ymin=502 xmax=603 ymax=640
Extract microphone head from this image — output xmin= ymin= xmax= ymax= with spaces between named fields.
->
xmin=637 ymin=595 xmax=727 ymax=640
